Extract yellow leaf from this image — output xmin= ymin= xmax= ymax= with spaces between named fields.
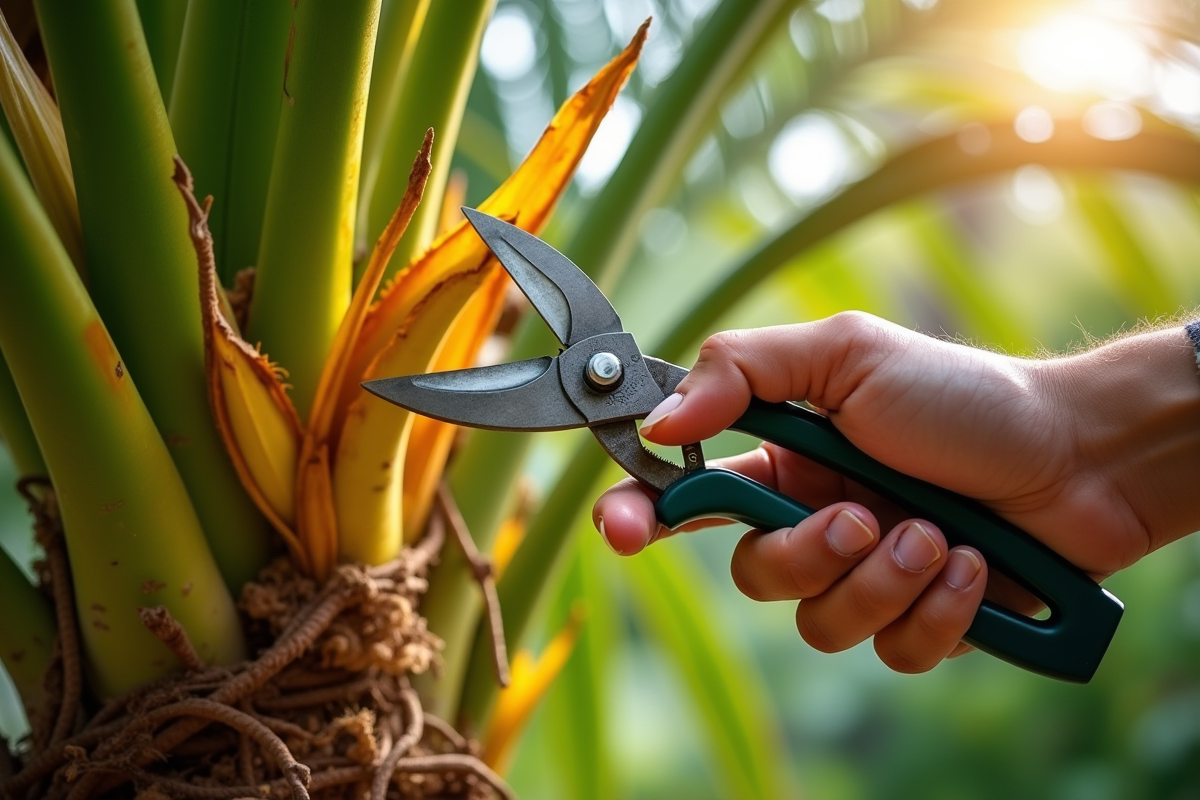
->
xmin=490 ymin=501 xmax=529 ymax=580
xmin=330 ymin=24 xmax=648 ymax=563
xmin=174 ymin=159 xmax=307 ymax=572
xmin=437 ymin=168 xmax=468 ymax=236
xmin=482 ymin=605 xmax=586 ymax=773
xmin=335 ymin=21 xmax=648 ymax=420
xmin=0 ymin=10 xmax=84 ymax=273
xmin=297 ymin=130 xmax=432 ymax=577
xmin=335 ymin=271 xmax=489 ymax=564
xmin=400 ymin=267 xmax=509 ymax=537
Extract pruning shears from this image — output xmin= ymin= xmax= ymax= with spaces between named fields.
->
xmin=364 ymin=209 xmax=1124 ymax=684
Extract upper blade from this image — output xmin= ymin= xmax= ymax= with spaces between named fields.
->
xmin=361 ymin=357 xmax=588 ymax=432
xmin=462 ymin=208 xmax=621 ymax=347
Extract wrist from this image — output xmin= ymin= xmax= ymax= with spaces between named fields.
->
xmin=1051 ymin=326 xmax=1200 ymax=553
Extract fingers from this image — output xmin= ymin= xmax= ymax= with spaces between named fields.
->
xmin=793 ymin=520 xmax=953 ymax=655
xmin=871 ymin=547 xmax=987 ymax=672
xmin=640 ymin=313 xmax=903 ymax=445
xmin=730 ymin=504 xmax=880 ymax=601
xmin=592 ymin=443 xmax=857 ymax=555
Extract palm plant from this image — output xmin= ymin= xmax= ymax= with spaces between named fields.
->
xmin=3 ymin=0 xmax=1200 ymax=798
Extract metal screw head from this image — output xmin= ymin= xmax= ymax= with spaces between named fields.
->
xmin=585 ymin=351 xmax=623 ymax=391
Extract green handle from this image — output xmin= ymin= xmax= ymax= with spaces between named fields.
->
xmin=655 ymin=400 xmax=1123 ymax=683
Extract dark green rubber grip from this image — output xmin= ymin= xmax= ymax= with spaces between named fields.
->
xmin=655 ymin=399 xmax=1123 ymax=683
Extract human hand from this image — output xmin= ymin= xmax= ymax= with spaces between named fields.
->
xmin=593 ymin=313 xmax=1200 ymax=672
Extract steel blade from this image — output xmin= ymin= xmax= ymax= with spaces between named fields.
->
xmin=362 ymin=357 xmax=588 ymax=432
xmin=462 ymin=208 xmax=621 ymax=346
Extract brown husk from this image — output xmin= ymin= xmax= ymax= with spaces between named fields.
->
xmin=0 ymin=500 xmax=515 ymax=800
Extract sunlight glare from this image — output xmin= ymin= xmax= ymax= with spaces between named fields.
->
xmin=576 ymin=95 xmax=642 ymax=193
xmin=1014 ymin=106 xmax=1054 ymax=143
xmin=1156 ymin=58 xmax=1200 ymax=118
xmin=1018 ymin=14 xmax=1151 ymax=100
xmin=768 ymin=113 xmax=850 ymax=202
xmin=1082 ymin=101 xmax=1141 ymax=140
xmin=481 ymin=7 xmax=537 ymax=81
xmin=815 ymin=0 xmax=863 ymax=24
xmin=1010 ymin=164 xmax=1063 ymax=225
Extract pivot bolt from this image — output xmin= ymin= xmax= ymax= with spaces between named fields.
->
xmin=585 ymin=352 xmax=623 ymax=391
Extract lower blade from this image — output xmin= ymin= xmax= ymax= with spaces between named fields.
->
xmin=362 ymin=357 xmax=588 ymax=432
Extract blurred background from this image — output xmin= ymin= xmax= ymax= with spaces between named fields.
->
xmin=4 ymin=0 xmax=1200 ymax=797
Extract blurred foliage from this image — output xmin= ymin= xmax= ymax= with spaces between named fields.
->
xmin=455 ymin=0 xmax=1200 ymax=798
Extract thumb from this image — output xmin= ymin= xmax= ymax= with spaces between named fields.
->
xmin=640 ymin=313 xmax=902 ymax=446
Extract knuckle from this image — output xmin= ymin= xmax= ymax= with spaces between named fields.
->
xmin=697 ymin=330 xmax=751 ymax=367
xmin=914 ymin=603 xmax=963 ymax=642
xmin=825 ymin=311 xmax=882 ymax=347
xmin=847 ymin=575 xmax=890 ymax=620
xmin=729 ymin=553 xmax=770 ymax=602
xmin=874 ymin=639 xmax=937 ymax=674
xmin=796 ymin=606 xmax=846 ymax=653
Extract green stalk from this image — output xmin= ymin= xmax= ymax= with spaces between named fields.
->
xmin=134 ymin=0 xmax=188 ymax=106
xmin=358 ymin=0 xmax=431 ymax=244
xmin=0 ymin=353 xmax=45 ymax=477
xmin=359 ymin=0 xmax=494 ymax=278
xmin=0 ymin=543 xmax=55 ymax=723
xmin=565 ymin=0 xmax=792 ymax=288
xmin=248 ymin=0 xmax=382 ymax=419
xmin=35 ymin=0 xmax=272 ymax=590
xmin=0 ymin=135 xmax=243 ymax=697
xmin=170 ymin=0 xmax=293 ymax=285
xmin=456 ymin=118 xmax=1200 ymax=726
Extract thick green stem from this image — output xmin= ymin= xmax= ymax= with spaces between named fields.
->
xmin=358 ymin=0 xmax=431 ymax=250
xmin=0 ymin=543 xmax=55 ymax=724
xmin=0 ymin=134 xmax=243 ymax=697
xmin=360 ymin=0 xmax=494 ymax=278
xmin=248 ymin=0 xmax=382 ymax=419
xmin=169 ymin=0 xmax=293 ymax=285
xmin=35 ymin=0 xmax=272 ymax=590
xmin=135 ymin=0 xmax=188 ymax=105
xmin=565 ymin=0 xmax=792 ymax=288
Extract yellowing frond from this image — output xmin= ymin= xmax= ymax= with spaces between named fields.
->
xmin=0 ymin=11 xmax=84 ymax=273
xmin=401 ymin=267 xmax=509 ymax=537
xmin=174 ymin=159 xmax=307 ymax=572
xmin=330 ymin=24 xmax=648 ymax=565
xmin=482 ymin=606 xmax=586 ymax=773
xmin=297 ymin=131 xmax=433 ymax=577
xmin=437 ymin=168 xmax=468 ymax=236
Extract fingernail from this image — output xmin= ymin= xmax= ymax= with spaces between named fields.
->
xmin=641 ymin=392 xmax=683 ymax=434
xmin=598 ymin=516 xmax=622 ymax=556
xmin=826 ymin=509 xmax=874 ymax=556
xmin=893 ymin=522 xmax=940 ymax=572
xmin=944 ymin=550 xmax=981 ymax=589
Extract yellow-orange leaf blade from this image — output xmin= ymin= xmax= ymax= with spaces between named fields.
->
xmin=335 ymin=271 xmax=488 ymax=564
xmin=297 ymin=131 xmax=432 ymax=575
xmin=400 ymin=267 xmax=509 ymax=537
xmin=175 ymin=159 xmax=307 ymax=572
xmin=332 ymin=24 xmax=646 ymax=565
xmin=338 ymin=21 xmax=649 ymax=415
